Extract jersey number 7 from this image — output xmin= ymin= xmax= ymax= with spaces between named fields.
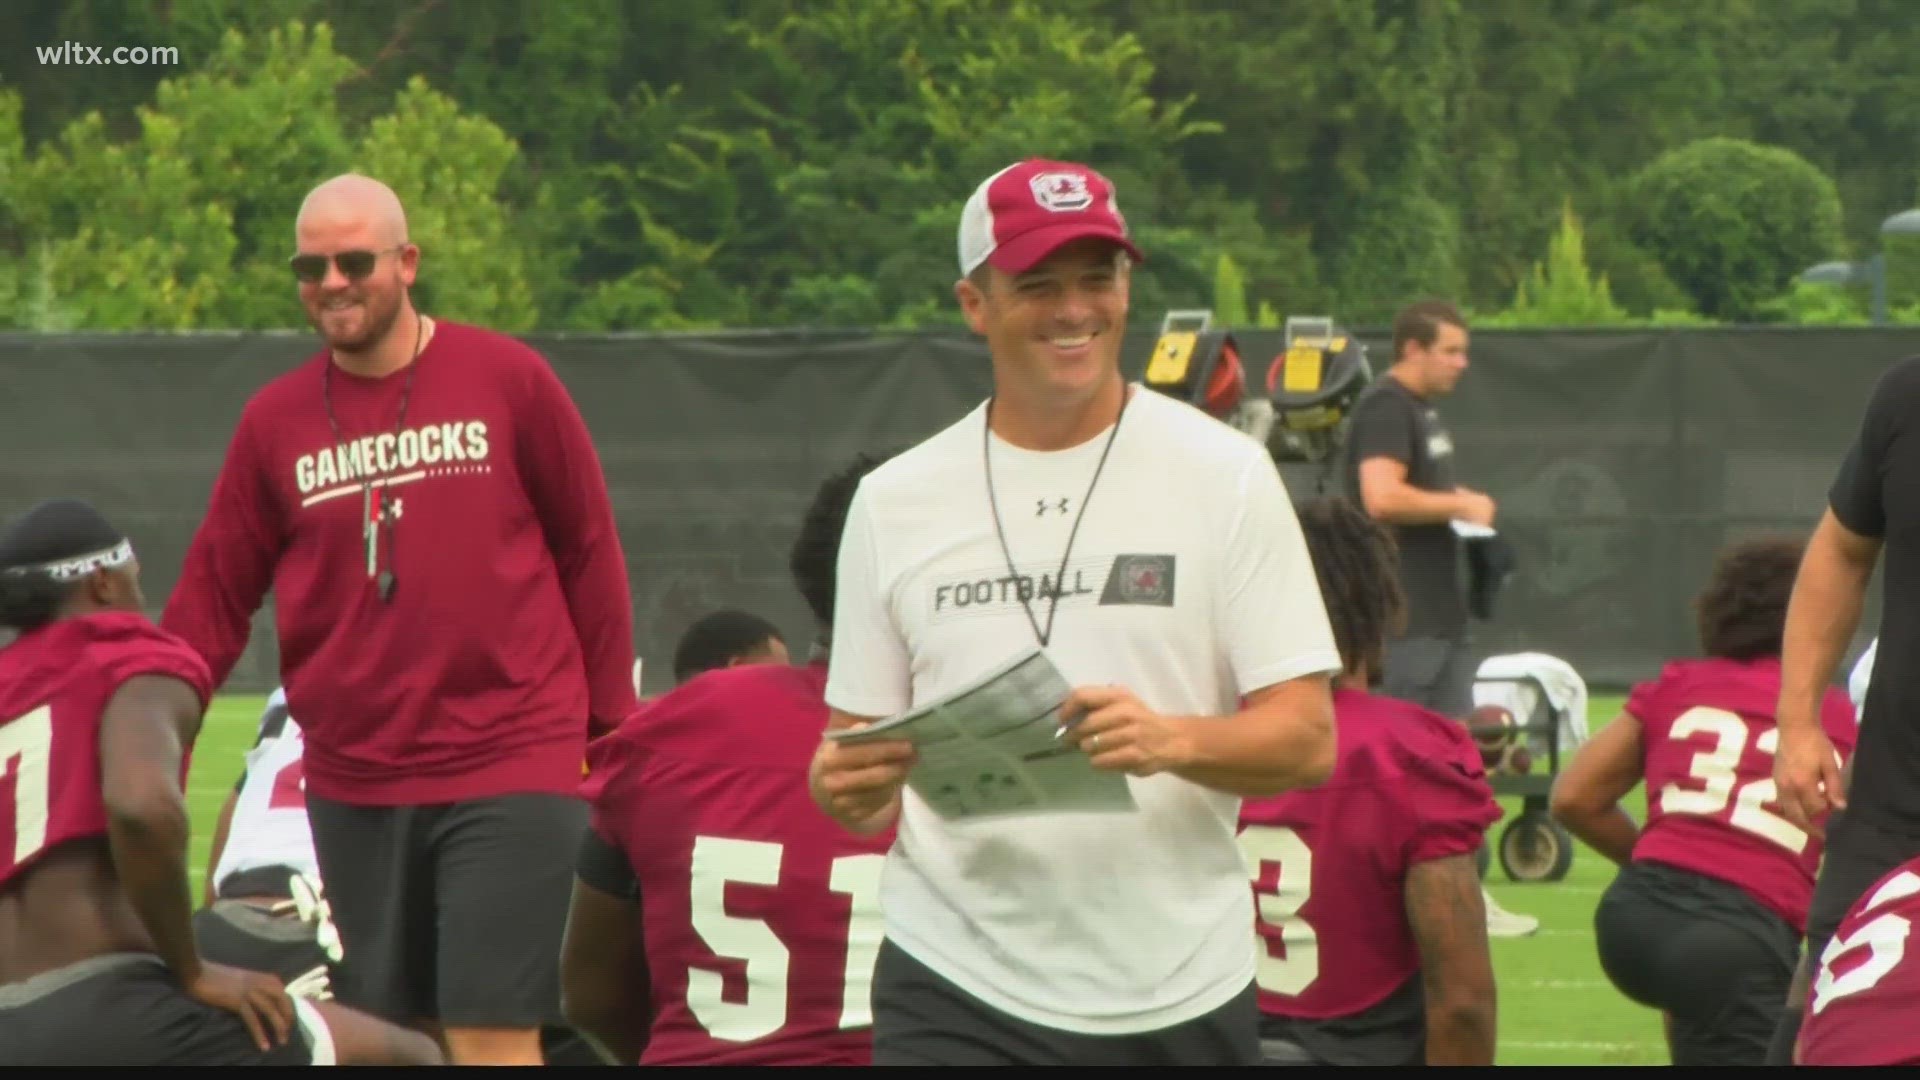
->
xmin=0 ymin=706 xmax=53 ymax=867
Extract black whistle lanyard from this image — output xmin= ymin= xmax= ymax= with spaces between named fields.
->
xmin=981 ymin=389 xmax=1129 ymax=649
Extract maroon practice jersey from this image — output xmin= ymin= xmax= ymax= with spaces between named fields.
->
xmin=1238 ymin=687 xmax=1500 ymax=1022
xmin=0 ymin=613 xmax=213 ymax=891
xmin=1627 ymin=657 xmax=1857 ymax=933
xmin=584 ymin=661 xmax=894 ymax=1066
xmin=1799 ymin=854 xmax=1920 ymax=1066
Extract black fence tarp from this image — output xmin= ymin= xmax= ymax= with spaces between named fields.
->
xmin=2 ymin=325 xmax=1916 ymax=695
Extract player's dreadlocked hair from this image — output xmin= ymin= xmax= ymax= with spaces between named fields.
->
xmin=789 ymin=449 xmax=901 ymax=631
xmin=1294 ymin=495 xmax=1407 ymax=684
xmin=0 ymin=498 xmax=128 ymax=633
xmin=1694 ymin=533 xmax=1805 ymax=661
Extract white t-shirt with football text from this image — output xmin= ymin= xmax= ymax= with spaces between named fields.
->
xmin=825 ymin=384 xmax=1342 ymax=1035
xmin=211 ymin=687 xmax=322 ymax=894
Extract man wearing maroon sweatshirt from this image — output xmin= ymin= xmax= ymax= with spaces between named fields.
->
xmin=161 ymin=174 xmax=639 ymax=1066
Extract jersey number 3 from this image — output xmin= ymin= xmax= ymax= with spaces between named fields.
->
xmin=1658 ymin=707 xmax=1806 ymax=853
xmin=0 ymin=706 xmax=53 ymax=867
xmin=686 ymin=836 xmax=885 ymax=1043
xmin=1239 ymin=824 xmax=1319 ymax=996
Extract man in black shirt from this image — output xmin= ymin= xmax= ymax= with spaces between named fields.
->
xmin=1766 ymin=355 xmax=1920 ymax=1064
xmin=1342 ymin=300 xmax=1496 ymax=718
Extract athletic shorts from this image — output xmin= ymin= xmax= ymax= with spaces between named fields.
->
xmin=193 ymin=901 xmax=334 ymax=989
xmin=1381 ymin=633 xmax=1477 ymax=719
xmin=1594 ymin=860 xmax=1798 ymax=1066
xmin=870 ymin=938 xmax=1259 ymax=1066
xmin=1256 ymin=974 xmax=1426 ymax=1066
xmin=0 ymin=952 xmax=334 ymax=1066
xmin=305 ymin=790 xmax=587 ymax=1029
xmin=1803 ymin=811 xmax=1920 ymax=983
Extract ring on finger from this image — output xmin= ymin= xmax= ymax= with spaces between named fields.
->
xmin=1090 ymin=734 xmax=1102 ymax=751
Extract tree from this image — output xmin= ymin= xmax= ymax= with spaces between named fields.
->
xmin=573 ymin=0 xmax=1288 ymax=328
xmin=6 ymin=21 xmax=536 ymax=330
xmin=1212 ymin=253 xmax=1249 ymax=327
xmin=358 ymin=76 xmax=538 ymax=331
xmin=1626 ymin=137 xmax=1845 ymax=320
xmin=1479 ymin=203 xmax=1628 ymax=327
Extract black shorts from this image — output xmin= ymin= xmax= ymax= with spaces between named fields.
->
xmin=193 ymin=901 xmax=334 ymax=988
xmin=0 ymin=953 xmax=333 ymax=1066
xmin=1803 ymin=810 xmax=1920 ymax=982
xmin=306 ymin=789 xmax=587 ymax=1029
xmin=871 ymin=938 xmax=1260 ymax=1066
xmin=1381 ymin=632 xmax=1477 ymax=718
xmin=1593 ymin=860 xmax=1799 ymax=1066
xmin=1257 ymin=974 xmax=1426 ymax=1066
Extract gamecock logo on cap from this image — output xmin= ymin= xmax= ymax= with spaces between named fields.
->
xmin=1030 ymin=172 xmax=1093 ymax=212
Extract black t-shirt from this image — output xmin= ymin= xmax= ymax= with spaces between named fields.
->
xmin=1343 ymin=377 xmax=1466 ymax=635
xmin=1828 ymin=355 xmax=1920 ymax=828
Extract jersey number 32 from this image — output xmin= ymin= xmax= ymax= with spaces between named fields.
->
xmin=1658 ymin=707 xmax=1807 ymax=854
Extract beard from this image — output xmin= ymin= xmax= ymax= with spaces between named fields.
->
xmin=307 ymin=287 xmax=404 ymax=355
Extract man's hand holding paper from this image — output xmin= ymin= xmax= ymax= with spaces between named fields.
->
xmin=1055 ymin=684 xmax=1195 ymax=778
xmin=809 ymin=721 xmax=917 ymax=836
xmin=816 ymin=648 xmax=1138 ymax=823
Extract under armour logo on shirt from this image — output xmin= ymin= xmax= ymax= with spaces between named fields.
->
xmin=1036 ymin=497 xmax=1071 ymax=516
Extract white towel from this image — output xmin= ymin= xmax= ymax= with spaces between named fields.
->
xmin=1473 ymin=651 xmax=1591 ymax=749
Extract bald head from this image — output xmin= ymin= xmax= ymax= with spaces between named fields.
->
xmin=293 ymin=173 xmax=420 ymax=360
xmin=296 ymin=174 xmax=410 ymax=247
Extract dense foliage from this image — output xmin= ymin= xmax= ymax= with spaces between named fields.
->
xmin=6 ymin=0 xmax=1920 ymax=330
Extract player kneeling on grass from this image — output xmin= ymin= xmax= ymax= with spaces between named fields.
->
xmin=195 ymin=688 xmax=339 ymax=1000
xmin=200 ymin=687 xmax=606 ymax=1066
xmin=559 ymin=452 xmax=898 ymax=1065
xmin=1550 ymin=534 xmax=1858 ymax=1067
xmin=1796 ymin=852 xmax=1920 ymax=1066
xmin=0 ymin=499 xmax=441 ymax=1065
xmin=1238 ymin=495 xmax=1499 ymax=1067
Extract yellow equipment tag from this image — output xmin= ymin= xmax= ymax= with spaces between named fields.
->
xmin=1146 ymin=331 xmax=1199 ymax=385
xmin=1282 ymin=345 xmax=1324 ymax=393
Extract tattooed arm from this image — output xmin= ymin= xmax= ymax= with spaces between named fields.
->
xmin=1405 ymin=853 xmax=1497 ymax=1065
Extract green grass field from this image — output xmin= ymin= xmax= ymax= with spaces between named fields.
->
xmin=184 ymin=692 xmax=1666 ymax=1066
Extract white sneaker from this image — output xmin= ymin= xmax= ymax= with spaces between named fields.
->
xmin=1483 ymin=888 xmax=1540 ymax=938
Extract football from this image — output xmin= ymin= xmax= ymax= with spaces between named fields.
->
xmin=1466 ymin=704 xmax=1536 ymax=775
xmin=1466 ymin=703 xmax=1518 ymax=756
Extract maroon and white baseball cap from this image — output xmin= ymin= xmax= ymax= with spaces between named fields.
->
xmin=957 ymin=158 xmax=1145 ymax=278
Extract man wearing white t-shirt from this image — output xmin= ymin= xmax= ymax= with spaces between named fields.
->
xmin=808 ymin=157 xmax=1342 ymax=1066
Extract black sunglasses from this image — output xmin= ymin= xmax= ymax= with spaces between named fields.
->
xmin=289 ymin=245 xmax=405 ymax=284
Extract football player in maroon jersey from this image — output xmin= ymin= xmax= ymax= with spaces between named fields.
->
xmin=1551 ymin=534 xmax=1858 ymax=1066
xmin=1240 ymin=495 xmax=1500 ymax=1066
xmin=1798 ymin=852 xmax=1920 ymax=1066
xmin=0 ymin=499 xmax=441 ymax=1065
xmin=562 ymin=453 xmax=897 ymax=1065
